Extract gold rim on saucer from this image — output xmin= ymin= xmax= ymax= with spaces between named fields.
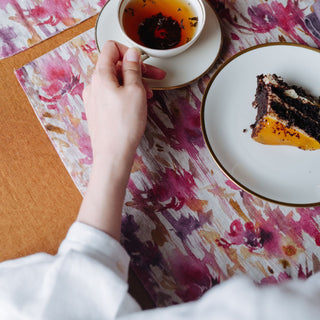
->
xmin=95 ymin=0 xmax=223 ymax=90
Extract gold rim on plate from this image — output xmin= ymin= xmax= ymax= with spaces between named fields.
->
xmin=201 ymin=42 xmax=320 ymax=208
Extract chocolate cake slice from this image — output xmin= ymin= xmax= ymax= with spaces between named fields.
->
xmin=251 ymin=74 xmax=320 ymax=150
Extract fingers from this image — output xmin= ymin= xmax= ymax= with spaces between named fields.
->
xmin=97 ymin=41 xmax=129 ymax=68
xmin=122 ymin=47 xmax=167 ymax=88
xmin=116 ymin=60 xmax=167 ymax=82
xmin=95 ymin=41 xmax=130 ymax=87
xmin=122 ymin=47 xmax=143 ymax=87
xmin=92 ymin=40 xmax=166 ymax=92
xmin=142 ymin=79 xmax=154 ymax=99
xmin=142 ymin=63 xmax=167 ymax=80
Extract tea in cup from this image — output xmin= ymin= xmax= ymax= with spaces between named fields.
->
xmin=118 ymin=0 xmax=206 ymax=58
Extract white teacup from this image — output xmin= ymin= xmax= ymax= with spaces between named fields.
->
xmin=117 ymin=0 xmax=206 ymax=59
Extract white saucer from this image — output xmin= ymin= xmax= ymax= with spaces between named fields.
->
xmin=95 ymin=0 xmax=222 ymax=90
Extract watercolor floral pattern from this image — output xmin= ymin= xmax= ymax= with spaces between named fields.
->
xmin=0 ymin=0 xmax=108 ymax=59
xmin=16 ymin=0 xmax=320 ymax=307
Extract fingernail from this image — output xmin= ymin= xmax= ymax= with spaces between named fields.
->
xmin=126 ymin=48 xmax=140 ymax=63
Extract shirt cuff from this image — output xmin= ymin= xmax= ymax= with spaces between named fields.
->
xmin=58 ymin=221 xmax=130 ymax=281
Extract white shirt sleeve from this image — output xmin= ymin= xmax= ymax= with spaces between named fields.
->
xmin=1 ymin=221 xmax=320 ymax=320
xmin=121 ymin=275 xmax=320 ymax=320
xmin=0 ymin=222 xmax=141 ymax=320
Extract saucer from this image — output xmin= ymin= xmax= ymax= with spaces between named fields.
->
xmin=95 ymin=0 xmax=222 ymax=90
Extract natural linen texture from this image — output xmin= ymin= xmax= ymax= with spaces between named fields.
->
xmin=0 ymin=0 xmax=108 ymax=59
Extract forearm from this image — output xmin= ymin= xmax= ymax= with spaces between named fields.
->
xmin=77 ymin=42 xmax=165 ymax=241
xmin=77 ymin=154 xmax=134 ymax=241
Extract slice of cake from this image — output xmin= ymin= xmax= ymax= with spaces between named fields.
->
xmin=251 ymin=74 xmax=320 ymax=150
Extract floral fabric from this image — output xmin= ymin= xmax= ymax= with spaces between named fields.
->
xmin=0 ymin=0 xmax=107 ymax=59
xmin=15 ymin=0 xmax=320 ymax=307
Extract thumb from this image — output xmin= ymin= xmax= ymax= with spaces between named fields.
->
xmin=122 ymin=48 xmax=143 ymax=86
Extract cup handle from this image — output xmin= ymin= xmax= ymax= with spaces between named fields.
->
xmin=141 ymin=52 xmax=150 ymax=62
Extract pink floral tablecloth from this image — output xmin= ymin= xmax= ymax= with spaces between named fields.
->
xmin=0 ymin=0 xmax=107 ymax=59
xmin=16 ymin=0 xmax=320 ymax=307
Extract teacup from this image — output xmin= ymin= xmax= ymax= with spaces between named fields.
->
xmin=117 ymin=0 xmax=206 ymax=59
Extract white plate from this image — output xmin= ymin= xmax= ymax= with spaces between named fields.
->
xmin=201 ymin=43 xmax=320 ymax=207
xmin=95 ymin=0 xmax=222 ymax=89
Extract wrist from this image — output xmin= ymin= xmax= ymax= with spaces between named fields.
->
xmin=91 ymin=149 xmax=135 ymax=180
xmin=77 ymin=150 xmax=135 ymax=241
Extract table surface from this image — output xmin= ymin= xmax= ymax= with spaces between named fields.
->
xmin=0 ymin=18 xmax=89 ymax=263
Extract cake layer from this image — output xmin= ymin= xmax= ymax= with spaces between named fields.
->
xmin=252 ymin=115 xmax=320 ymax=150
xmin=251 ymin=74 xmax=320 ymax=150
xmin=270 ymin=100 xmax=320 ymax=142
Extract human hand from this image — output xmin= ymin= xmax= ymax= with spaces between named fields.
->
xmin=83 ymin=40 xmax=166 ymax=165
xmin=78 ymin=41 xmax=165 ymax=240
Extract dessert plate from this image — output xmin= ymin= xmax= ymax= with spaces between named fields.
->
xmin=95 ymin=0 xmax=222 ymax=89
xmin=201 ymin=43 xmax=320 ymax=207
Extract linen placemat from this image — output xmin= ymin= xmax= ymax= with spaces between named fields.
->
xmin=15 ymin=0 xmax=320 ymax=307
xmin=0 ymin=0 xmax=108 ymax=59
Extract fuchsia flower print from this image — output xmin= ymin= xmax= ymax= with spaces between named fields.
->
xmin=210 ymin=0 xmax=320 ymax=56
xmin=0 ymin=0 xmax=108 ymax=59
xmin=15 ymin=0 xmax=320 ymax=308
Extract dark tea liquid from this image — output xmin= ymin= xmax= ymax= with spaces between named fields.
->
xmin=122 ymin=0 xmax=198 ymax=49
